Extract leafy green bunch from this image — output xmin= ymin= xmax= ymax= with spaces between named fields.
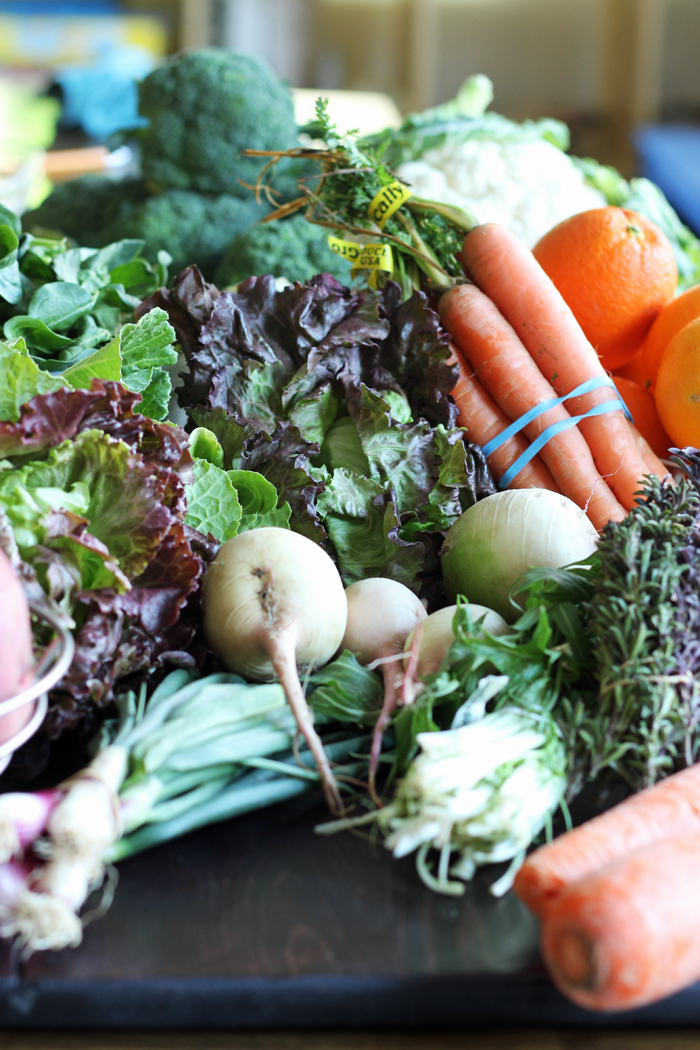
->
xmin=0 ymin=203 xmax=177 ymax=420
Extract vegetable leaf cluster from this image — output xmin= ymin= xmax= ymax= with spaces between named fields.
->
xmin=0 ymin=380 xmax=211 ymax=759
xmin=142 ymin=267 xmax=494 ymax=602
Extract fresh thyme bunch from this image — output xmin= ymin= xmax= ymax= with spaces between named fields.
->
xmin=582 ymin=453 xmax=700 ymax=790
xmin=245 ymin=99 xmax=478 ymax=298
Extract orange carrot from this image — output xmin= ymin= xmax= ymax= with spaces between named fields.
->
xmin=513 ymin=762 xmax=700 ymax=917
xmin=440 ymin=284 xmax=626 ymax=530
xmin=540 ymin=833 xmax=700 ymax=1011
xmin=447 ymin=343 xmax=559 ymax=491
xmin=460 ymin=224 xmax=668 ymax=510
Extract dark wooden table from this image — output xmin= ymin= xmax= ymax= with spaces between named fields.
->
xmin=0 ymin=792 xmax=698 ymax=1033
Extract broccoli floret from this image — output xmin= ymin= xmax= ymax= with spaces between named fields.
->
xmin=25 ymin=178 xmax=268 ymax=279
xmin=138 ymin=49 xmax=298 ymax=198
xmin=23 ymin=175 xmax=148 ymax=247
xmin=106 ymin=189 xmax=269 ymax=277
xmin=216 ymin=213 xmax=353 ymax=287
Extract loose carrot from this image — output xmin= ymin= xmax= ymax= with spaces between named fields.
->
xmin=447 ymin=342 xmax=559 ymax=492
xmin=460 ymin=224 xmax=668 ymax=510
xmin=540 ymin=833 xmax=700 ymax=1011
xmin=513 ymin=762 xmax=700 ymax=917
xmin=440 ymin=285 xmax=626 ymax=530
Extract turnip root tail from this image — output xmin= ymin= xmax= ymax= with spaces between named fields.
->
xmin=368 ymin=664 xmax=400 ymax=806
xmin=267 ymin=634 xmax=345 ymax=816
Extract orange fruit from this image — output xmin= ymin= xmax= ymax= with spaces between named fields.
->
xmin=533 ymin=207 xmax=677 ymax=372
xmin=655 ymin=316 xmax=700 ymax=447
xmin=642 ymin=282 xmax=700 ymax=386
xmin=613 ymin=376 xmax=671 ymax=459
xmin=613 ymin=348 xmax=653 ymax=389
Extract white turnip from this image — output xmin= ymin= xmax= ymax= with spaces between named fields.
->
xmin=203 ymin=527 xmax=348 ymax=814
xmin=340 ymin=577 xmax=426 ymax=800
xmin=405 ymin=603 xmax=509 ymax=680
xmin=441 ymin=490 xmax=598 ymax=622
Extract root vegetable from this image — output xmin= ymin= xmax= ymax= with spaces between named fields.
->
xmin=0 ymin=791 xmax=61 ymax=863
xmin=203 ymin=527 xmax=349 ymax=814
xmin=405 ymin=604 xmax=509 ymax=680
xmin=441 ymin=490 xmax=599 ymax=622
xmin=539 ymin=834 xmax=700 ymax=1011
xmin=340 ymin=578 xmax=427 ymax=799
xmin=0 ymin=550 xmax=35 ymax=744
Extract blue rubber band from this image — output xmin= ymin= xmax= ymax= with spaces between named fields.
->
xmin=482 ymin=376 xmax=631 ymax=459
xmin=499 ymin=399 xmax=631 ymax=489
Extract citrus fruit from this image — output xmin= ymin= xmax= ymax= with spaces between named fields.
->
xmin=533 ymin=206 xmax=677 ymax=372
xmin=614 ymin=348 xmax=653 ymax=389
xmin=642 ymin=282 xmax=700 ymax=386
xmin=613 ymin=376 xmax=671 ymax=459
xmin=655 ymin=316 xmax=700 ymax=447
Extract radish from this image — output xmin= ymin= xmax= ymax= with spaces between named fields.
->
xmin=0 ymin=857 xmax=82 ymax=955
xmin=0 ymin=550 xmax=35 ymax=744
xmin=441 ymin=490 xmax=598 ymax=622
xmin=405 ymin=604 xmax=509 ymax=681
xmin=0 ymin=791 xmax=62 ymax=863
xmin=340 ymin=578 xmax=427 ymax=800
xmin=202 ymin=527 xmax=349 ymax=814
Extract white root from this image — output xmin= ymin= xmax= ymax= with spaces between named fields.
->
xmin=47 ymin=745 xmax=128 ymax=859
xmin=0 ymin=889 xmax=83 ymax=955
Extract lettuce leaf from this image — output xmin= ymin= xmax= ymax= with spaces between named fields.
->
xmin=0 ymin=338 xmax=66 ymax=422
xmin=143 ymin=269 xmax=494 ymax=600
xmin=0 ymin=381 xmax=210 ymax=773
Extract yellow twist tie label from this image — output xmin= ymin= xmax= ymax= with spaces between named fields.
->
xmin=367 ymin=181 xmax=412 ymax=229
xmin=328 ymin=237 xmax=393 ymax=288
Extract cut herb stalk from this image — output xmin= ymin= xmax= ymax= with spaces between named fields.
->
xmin=245 ymin=99 xmax=479 ymax=299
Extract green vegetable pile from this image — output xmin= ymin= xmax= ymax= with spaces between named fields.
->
xmin=141 ymin=266 xmax=494 ymax=603
xmin=0 ymin=201 xmax=179 ymax=421
xmin=24 ymin=50 xmax=344 ymax=284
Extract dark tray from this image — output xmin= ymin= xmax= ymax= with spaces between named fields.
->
xmin=0 ymin=791 xmax=698 ymax=1030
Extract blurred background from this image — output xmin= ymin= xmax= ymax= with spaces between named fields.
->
xmin=0 ymin=0 xmax=698 ymax=230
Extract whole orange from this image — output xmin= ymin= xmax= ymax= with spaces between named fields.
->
xmin=533 ymin=206 xmax=677 ymax=372
xmin=613 ymin=376 xmax=671 ymax=459
xmin=655 ymin=316 xmax=700 ymax=447
xmin=642 ymin=282 xmax=700 ymax=386
xmin=613 ymin=349 xmax=653 ymax=389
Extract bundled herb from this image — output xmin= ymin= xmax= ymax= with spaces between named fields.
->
xmin=246 ymin=99 xmax=479 ymax=299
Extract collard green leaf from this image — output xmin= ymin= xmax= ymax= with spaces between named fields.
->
xmin=0 ymin=220 xmax=22 ymax=304
xmin=28 ymin=282 xmax=95 ymax=331
xmin=3 ymin=315 xmax=72 ymax=351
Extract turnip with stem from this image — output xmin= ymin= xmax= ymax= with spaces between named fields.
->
xmin=340 ymin=578 xmax=427 ymax=803
xmin=404 ymin=603 xmax=510 ymax=682
xmin=202 ymin=527 xmax=349 ymax=815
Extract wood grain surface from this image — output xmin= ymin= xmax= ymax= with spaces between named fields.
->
xmin=10 ymin=792 xmax=538 ymax=985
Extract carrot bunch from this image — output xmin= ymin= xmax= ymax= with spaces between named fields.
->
xmin=514 ymin=766 xmax=700 ymax=1012
xmin=440 ymin=224 xmax=668 ymax=531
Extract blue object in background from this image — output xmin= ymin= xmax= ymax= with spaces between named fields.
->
xmin=54 ymin=43 xmax=152 ymax=140
xmin=635 ymin=125 xmax=700 ymax=238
